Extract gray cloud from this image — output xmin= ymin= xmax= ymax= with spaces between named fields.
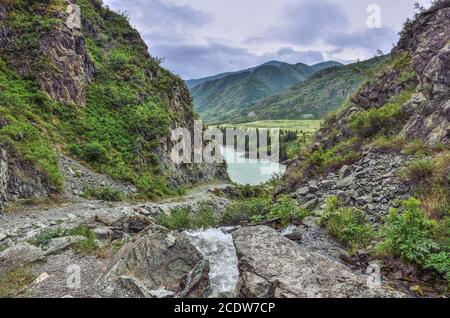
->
xmin=104 ymin=0 xmax=422 ymax=79
xmin=105 ymin=0 xmax=210 ymax=42
xmin=325 ymin=27 xmax=398 ymax=53
xmin=257 ymin=0 xmax=350 ymax=45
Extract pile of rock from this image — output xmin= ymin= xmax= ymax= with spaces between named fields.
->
xmin=294 ymin=149 xmax=413 ymax=223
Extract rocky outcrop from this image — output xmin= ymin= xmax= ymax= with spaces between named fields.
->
xmin=59 ymin=156 xmax=137 ymax=198
xmin=293 ymin=149 xmax=413 ymax=223
xmin=232 ymin=226 xmax=404 ymax=298
xmin=0 ymin=146 xmax=51 ymax=210
xmin=98 ymin=223 xmax=211 ymax=298
xmin=397 ymin=3 xmax=450 ymax=144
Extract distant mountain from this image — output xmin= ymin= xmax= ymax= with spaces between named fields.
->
xmin=188 ymin=60 xmax=342 ymax=123
xmin=223 ymin=56 xmax=389 ymax=123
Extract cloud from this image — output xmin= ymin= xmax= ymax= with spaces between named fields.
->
xmin=272 ymin=48 xmax=324 ymax=65
xmin=150 ymin=42 xmax=325 ymax=79
xmin=105 ymin=0 xmax=210 ymax=42
xmin=248 ymin=0 xmax=349 ymax=46
xmin=104 ymin=0 xmax=422 ymax=79
xmin=325 ymin=27 xmax=398 ymax=52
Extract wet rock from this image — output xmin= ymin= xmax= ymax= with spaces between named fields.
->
xmin=97 ymin=223 xmax=211 ymax=298
xmin=232 ymin=226 xmax=404 ymax=298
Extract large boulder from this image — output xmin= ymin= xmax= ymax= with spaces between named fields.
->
xmin=97 ymin=223 xmax=211 ymax=298
xmin=232 ymin=226 xmax=404 ymax=298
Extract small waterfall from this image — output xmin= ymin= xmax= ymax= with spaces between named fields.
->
xmin=184 ymin=228 xmax=239 ymax=298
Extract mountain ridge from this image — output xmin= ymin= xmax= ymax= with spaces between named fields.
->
xmin=189 ymin=60 xmax=342 ymax=123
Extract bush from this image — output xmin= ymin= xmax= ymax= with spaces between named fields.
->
xmin=82 ymin=186 xmax=125 ymax=202
xmin=305 ymin=138 xmax=361 ymax=173
xmin=404 ymin=139 xmax=429 ymax=156
xmin=269 ymin=195 xmax=310 ymax=227
xmin=319 ymin=196 xmax=375 ymax=252
xmin=157 ymin=202 xmax=219 ymax=231
xmin=371 ymin=134 xmax=406 ymax=152
xmin=377 ymin=198 xmax=449 ymax=281
xmin=221 ymin=197 xmax=272 ymax=226
xmin=399 ymin=159 xmax=434 ymax=185
xmin=350 ymin=88 xmax=412 ymax=138
xmin=70 ymin=141 xmax=110 ymax=164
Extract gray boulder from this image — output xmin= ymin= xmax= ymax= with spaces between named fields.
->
xmin=97 ymin=223 xmax=211 ymax=298
xmin=232 ymin=226 xmax=405 ymax=298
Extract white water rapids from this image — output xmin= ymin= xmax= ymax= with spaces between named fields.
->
xmin=184 ymin=228 xmax=239 ymax=298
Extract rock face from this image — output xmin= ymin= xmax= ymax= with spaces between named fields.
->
xmin=232 ymin=226 xmax=404 ymax=298
xmin=294 ymin=149 xmax=413 ymax=223
xmin=0 ymin=0 xmax=228 ymax=205
xmin=0 ymin=146 xmax=51 ymax=210
xmin=98 ymin=223 xmax=211 ymax=298
xmin=397 ymin=2 xmax=450 ymax=144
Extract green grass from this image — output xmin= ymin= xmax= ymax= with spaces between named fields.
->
xmin=29 ymin=225 xmax=98 ymax=254
xmin=0 ymin=266 xmax=35 ymax=298
xmin=157 ymin=202 xmax=219 ymax=231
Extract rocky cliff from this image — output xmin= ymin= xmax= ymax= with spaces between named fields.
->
xmin=282 ymin=1 xmax=449 ymax=195
xmin=0 ymin=0 xmax=227 ymax=207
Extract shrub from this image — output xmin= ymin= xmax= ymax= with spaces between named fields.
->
xmin=350 ymin=88 xmax=412 ymax=138
xmin=70 ymin=141 xmax=110 ymax=164
xmin=377 ymin=198 xmax=448 ymax=274
xmin=404 ymin=139 xmax=429 ymax=156
xmin=157 ymin=202 xmax=218 ymax=231
xmin=221 ymin=197 xmax=272 ymax=226
xmin=191 ymin=202 xmax=218 ymax=229
xmin=399 ymin=159 xmax=434 ymax=185
xmin=82 ymin=186 xmax=124 ymax=202
xmin=320 ymin=196 xmax=375 ymax=252
xmin=305 ymin=138 xmax=361 ymax=173
xmin=157 ymin=206 xmax=192 ymax=231
xmin=269 ymin=195 xmax=310 ymax=227
xmin=371 ymin=134 xmax=406 ymax=152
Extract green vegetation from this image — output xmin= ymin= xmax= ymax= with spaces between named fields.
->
xmin=350 ymin=88 xmax=413 ymax=138
xmin=29 ymin=225 xmax=98 ymax=255
xmin=0 ymin=58 xmax=64 ymax=190
xmin=221 ymin=197 xmax=272 ymax=226
xmin=218 ymin=120 xmax=322 ymax=161
xmin=377 ymin=198 xmax=449 ymax=281
xmin=191 ymin=62 xmax=341 ymax=123
xmin=400 ymin=159 xmax=435 ymax=186
xmin=222 ymin=120 xmax=322 ymax=133
xmin=305 ymin=138 xmax=361 ymax=173
xmin=0 ymin=266 xmax=35 ymax=298
xmin=221 ymin=56 xmax=387 ymax=123
xmin=157 ymin=202 xmax=218 ymax=231
xmin=371 ymin=134 xmax=407 ymax=152
xmin=319 ymin=196 xmax=375 ymax=252
xmin=0 ymin=0 xmax=193 ymax=200
xmin=82 ymin=186 xmax=125 ymax=202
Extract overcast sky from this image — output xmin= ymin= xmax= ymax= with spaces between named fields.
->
xmin=103 ymin=0 xmax=431 ymax=79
